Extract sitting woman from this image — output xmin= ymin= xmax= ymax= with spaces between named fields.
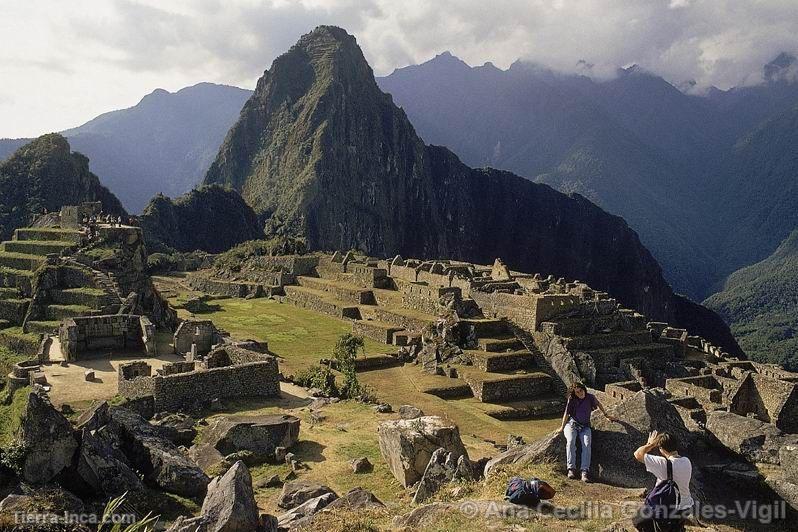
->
xmin=559 ymin=381 xmax=618 ymax=482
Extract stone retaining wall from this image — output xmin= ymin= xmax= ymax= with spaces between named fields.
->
xmin=467 ymin=374 xmax=552 ymax=402
xmin=352 ymin=320 xmax=402 ymax=344
xmin=59 ymin=314 xmax=155 ymax=361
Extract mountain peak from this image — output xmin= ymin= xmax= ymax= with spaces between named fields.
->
xmin=764 ymin=52 xmax=797 ymax=83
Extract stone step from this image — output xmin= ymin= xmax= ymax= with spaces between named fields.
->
xmin=468 ymin=350 xmax=536 ymax=372
xmin=297 ymin=276 xmax=375 ymax=305
xmin=462 ymin=369 xmax=553 ymax=403
xmin=478 ymin=336 xmax=524 ymax=352
xmin=351 ymin=319 xmax=403 ymax=344
xmin=25 ymin=320 xmax=60 ymax=335
xmin=0 ymin=252 xmax=45 ymax=272
xmin=352 ymin=354 xmax=400 ymax=372
xmin=482 ymin=395 xmax=565 ymax=420
xmin=1 ymin=240 xmax=75 ymax=256
xmin=0 ymin=298 xmax=30 ymax=324
xmin=49 ymin=287 xmax=111 ymax=307
xmin=14 ymin=227 xmax=82 ymax=243
xmin=421 ymin=382 xmax=474 ymax=399
xmin=0 ymin=268 xmax=33 ymax=295
xmin=459 ymin=318 xmax=509 ymax=337
xmin=45 ymin=304 xmax=94 ymax=321
xmin=370 ymin=306 xmax=436 ymax=332
xmin=283 ymin=286 xmax=361 ymax=320
xmin=562 ymin=330 xmax=654 ymax=350
xmin=0 ymin=287 xmax=22 ymax=300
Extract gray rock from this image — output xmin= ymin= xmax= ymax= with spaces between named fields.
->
xmin=589 ymin=391 xmax=692 ymax=487
xmin=255 ymin=474 xmax=282 ymax=489
xmin=706 ymin=411 xmax=798 ymax=465
xmin=274 ymin=446 xmax=287 ymax=463
xmin=109 ymin=406 xmax=209 ymax=497
xmin=277 ymin=492 xmax=337 ymax=530
xmin=18 ymin=391 xmax=78 ymax=485
xmin=75 ymin=400 xmax=110 ymax=432
xmin=780 ymin=444 xmax=798 ymax=483
xmin=484 ymin=430 xmax=564 ymax=477
xmin=201 ymin=461 xmax=261 ymax=532
xmin=190 ymin=415 xmax=300 ymax=470
xmin=77 ymin=428 xmax=144 ymax=497
xmin=412 ymin=448 xmax=458 ymax=504
xmin=765 ymin=477 xmax=798 ymax=511
xmin=325 ymin=487 xmax=384 ymax=510
xmin=277 ymin=480 xmax=337 ymax=510
xmin=152 ymin=412 xmax=198 ymax=447
xmin=351 ymin=456 xmax=372 ymax=473
xmin=399 ymin=405 xmax=424 ymax=420
xmin=378 ymin=416 xmax=468 ymax=488
xmin=373 ymin=403 xmax=392 ymax=413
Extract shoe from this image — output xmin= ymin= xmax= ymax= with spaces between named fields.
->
xmin=567 ymin=469 xmax=577 ymax=479
xmin=581 ymin=470 xmax=590 ymax=482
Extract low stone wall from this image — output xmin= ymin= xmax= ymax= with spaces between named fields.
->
xmin=467 ymin=374 xmax=552 ymax=402
xmin=297 ymin=277 xmax=374 ymax=304
xmin=371 ymin=307 xmax=432 ymax=332
xmin=349 ymin=264 xmax=388 ymax=288
xmin=605 ymin=381 xmax=643 ymax=402
xmin=352 ymin=320 xmax=402 ymax=344
xmin=399 ymin=282 xmax=460 ymax=316
xmin=666 ymin=375 xmax=723 ymax=410
xmin=283 ymin=286 xmax=360 ymax=319
xmin=186 ymin=274 xmax=264 ymax=298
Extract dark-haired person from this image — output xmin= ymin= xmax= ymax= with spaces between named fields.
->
xmin=633 ymin=430 xmax=694 ymax=532
xmin=559 ymin=381 xmax=618 ymax=482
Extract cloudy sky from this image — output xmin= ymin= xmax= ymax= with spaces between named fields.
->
xmin=2 ymin=0 xmax=797 ymax=138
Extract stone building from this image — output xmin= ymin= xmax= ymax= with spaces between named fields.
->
xmin=118 ymin=344 xmax=280 ymax=412
xmin=58 ymin=314 xmax=156 ymax=361
xmin=173 ymin=319 xmax=223 ymax=358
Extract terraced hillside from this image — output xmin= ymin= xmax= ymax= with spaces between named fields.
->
xmin=0 ymin=227 xmax=122 ymax=336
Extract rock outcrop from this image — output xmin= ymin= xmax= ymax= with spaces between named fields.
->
xmin=202 ymin=25 xmax=739 ymax=352
xmin=17 ymin=391 xmax=78 ymax=485
xmin=378 ymin=416 xmax=468 ymax=487
xmin=277 ymin=480 xmax=336 ymax=510
xmin=191 ymin=414 xmax=300 ymax=470
xmin=109 ymin=407 xmax=209 ymax=497
xmin=76 ymin=428 xmax=144 ymax=497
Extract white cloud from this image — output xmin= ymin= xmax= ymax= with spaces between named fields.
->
xmin=1 ymin=0 xmax=797 ymax=137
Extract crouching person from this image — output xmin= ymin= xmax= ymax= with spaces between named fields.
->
xmin=633 ymin=431 xmax=694 ymax=532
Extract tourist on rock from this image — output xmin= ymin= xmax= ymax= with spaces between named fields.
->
xmin=632 ymin=431 xmax=694 ymax=532
xmin=559 ymin=381 xmax=618 ymax=482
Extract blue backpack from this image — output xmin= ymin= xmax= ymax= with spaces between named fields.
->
xmin=644 ymin=460 xmax=681 ymax=519
xmin=505 ymin=476 xmax=541 ymax=507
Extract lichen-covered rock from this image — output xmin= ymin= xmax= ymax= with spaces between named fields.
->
xmin=77 ymin=428 xmax=144 ymax=497
xmin=351 ymin=456 xmax=372 ymax=473
xmin=17 ymin=391 xmax=78 ymax=485
xmin=190 ymin=414 xmax=300 ymax=470
xmin=108 ymin=406 xmax=209 ymax=497
xmin=378 ymin=416 xmax=468 ymax=487
xmin=484 ymin=430 xmax=564 ymax=477
xmin=74 ymin=400 xmax=110 ymax=432
xmin=412 ymin=448 xmax=458 ymax=504
xmin=201 ymin=461 xmax=261 ymax=532
xmin=277 ymin=480 xmax=337 ymax=510
xmin=277 ymin=493 xmax=337 ymax=530
xmin=399 ymin=405 xmax=424 ymax=420
xmin=151 ymin=412 xmax=198 ymax=447
xmin=706 ymin=411 xmax=796 ymax=465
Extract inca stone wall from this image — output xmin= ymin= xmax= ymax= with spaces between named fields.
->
xmin=59 ymin=314 xmax=155 ymax=361
xmin=174 ymin=319 xmax=221 ymax=356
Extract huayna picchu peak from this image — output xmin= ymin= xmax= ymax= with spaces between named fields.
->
xmin=204 ymin=26 xmax=739 ymax=354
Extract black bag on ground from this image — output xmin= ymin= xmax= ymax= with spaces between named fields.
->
xmin=505 ymin=476 xmax=542 ymax=507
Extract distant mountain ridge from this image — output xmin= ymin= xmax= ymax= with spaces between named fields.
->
xmin=203 ymin=25 xmax=740 ymax=354
xmin=0 ymin=83 xmax=252 ymax=213
xmin=377 ymin=52 xmax=798 ymax=300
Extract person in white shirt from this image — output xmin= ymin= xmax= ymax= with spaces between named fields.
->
xmin=632 ymin=430 xmax=694 ymax=532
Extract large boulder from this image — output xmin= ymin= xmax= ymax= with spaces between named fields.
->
xmin=74 ymin=401 xmax=111 ymax=432
xmin=151 ymin=412 xmax=198 ymax=447
xmin=277 ymin=480 xmax=337 ymax=510
xmin=589 ymin=390 xmax=693 ymax=487
xmin=277 ymin=493 xmax=337 ymax=530
xmin=109 ymin=406 xmax=209 ymax=497
xmin=484 ymin=430 xmax=564 ymax=477
xmin=77 ymin=428 xmax=144 ymax=497
xmin=283 ymin=488 xmax=384 ymax=530
xmin=191 ymin=415 xmax=300 ymax=470
xmin=705 ymin=411 xmax=797 ymax=465
xmin=167 ymin=461 xmax=276 ymax=532
xmin=378 ymin=416 xmax=468 ymax=487
xmin=201 ymin=461 xmax=261 ymax=532
xmin=412 ymin=448 xmax=478 ymax=503
xmin=17 ymin=391 xmax=78 ymax=485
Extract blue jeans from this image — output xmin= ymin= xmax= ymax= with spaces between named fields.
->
xmin=564 ymin=419 xmax=592 ymax=471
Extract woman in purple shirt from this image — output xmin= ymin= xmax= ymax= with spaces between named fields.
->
xmin=559 ymin=382 xmax=618 ymax=482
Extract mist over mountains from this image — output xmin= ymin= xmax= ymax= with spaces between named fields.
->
xmin=377 ymin=52 xmax=798 ymax=301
